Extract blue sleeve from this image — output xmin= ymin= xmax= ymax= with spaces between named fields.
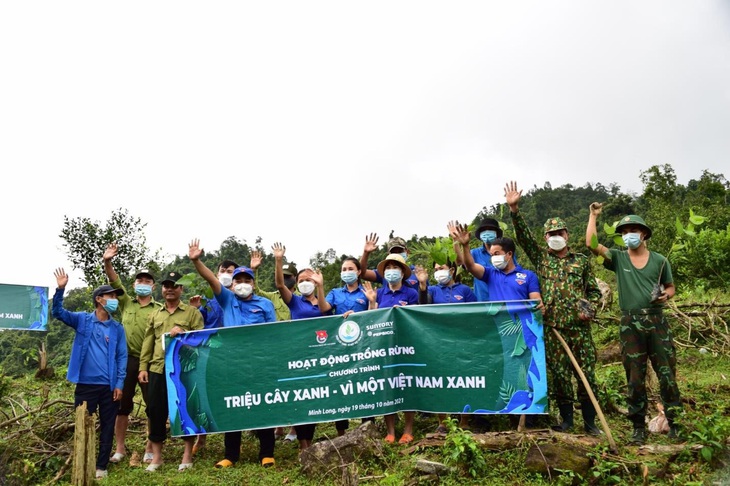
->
xmin=51 ymin=288 xmax=81 ymax=330
xmin=408 ymin=288 xmax=419 ymax=305
xmin=463 ymin=285 xmax=477 ymax=303
xmin=326 ymin=289 xmax=335 ymax=307
xmin=264 ymin=301 xmax=276 ymax=323
xmin=528 ymin=272 xmax=541 ymax=295
xmin=115 ymin=325 xmax=127 ymax=389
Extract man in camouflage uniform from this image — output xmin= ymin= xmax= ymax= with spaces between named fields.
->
xmin=587 ymin=203 xmax=681 ymax=445
xmin=505 ymin=181 xmax=602 ymax=435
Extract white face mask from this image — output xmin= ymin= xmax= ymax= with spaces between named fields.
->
xmin=434 ymin=269 xmax=451 ymax=285
xmin=298 ymin=281 xmax=315 ymax=296
xmin=233 ymin=283 xmax=253 ymax=298
xmin=218 ymin=273 xmax=233 ymax=288
xmin=547 ymin=235 xmax=567 ymax=251
xmin=491 ymin=254 xmax=509 ymax=270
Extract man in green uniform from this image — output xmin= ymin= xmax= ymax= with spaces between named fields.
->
xmin=103 ymin=244 xmax=162 ymax=464
xmin=505 ymin=181 xmax=602 ymax=435
xmin=586 ymin=202 xmax=680 ymax=445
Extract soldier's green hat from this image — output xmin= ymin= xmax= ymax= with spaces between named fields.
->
xmin=543 ymin=217 xmax=568 ymax=233
xmin=615 ymin=215 xmax=652 ymax=239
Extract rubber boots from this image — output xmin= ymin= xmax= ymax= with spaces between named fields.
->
xmin=551 ymin=403 xmax=574 ymax=432
xmin=581 ymin=400 xmax=601 ymax=435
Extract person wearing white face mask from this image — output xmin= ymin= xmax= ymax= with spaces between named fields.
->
xmin=102 ymin=243 xmax=162 ymax=466
xmin=188 ymin=239 xmax=278 ymax=469
xmin=505 ymin=181 xmax=603 ymax=436
xmin=271 ymin=242 xmax=331 ymax=451
xmin=414 ymin=260 xmax=476 ymax=434
xmin=362 ymin=253 xmax=420 ymax=445
xmin=586 ymin=204 xmax=680 ymax=445
xmin=187 ymin=259 xmax=238 ymax=455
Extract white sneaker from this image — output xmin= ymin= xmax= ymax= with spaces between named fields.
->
xmin=109 ymin=452 xmax=125 ymax=463
xmin=95 ymin=469 xmax=108 ymax=479
xmin=283 ymin=433 xmax=297 ymax=442
xmin=145 ymin=463 xmax=162 ymax=472
xmin=178 ymin=462 xmax=193 ymax=472
xmin=143 ymin=452 xmax=154 ymax=463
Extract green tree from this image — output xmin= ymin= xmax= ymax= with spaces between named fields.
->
xmin=59 ymin=208 xmax=159 ymax=288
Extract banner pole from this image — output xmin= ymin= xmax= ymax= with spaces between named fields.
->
xmin=551 ymin=327 xmax=617 ymax=452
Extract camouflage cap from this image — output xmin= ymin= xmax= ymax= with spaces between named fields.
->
xmin=387 ymin=237 xmax=407 ymax=252
xmin=615 ymin=215 xmax=652 ymax=239
xmin=543 ymin=217 xmax=568 ymax=233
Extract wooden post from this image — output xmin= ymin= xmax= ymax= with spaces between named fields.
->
xmin=551 ymin=328 xmax=618 ymax=452
xmin=72 ymin=401 xmax=96 ymax=485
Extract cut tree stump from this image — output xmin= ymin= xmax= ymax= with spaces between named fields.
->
xmin=71 ymin=402 xmax=96 ymax=486
xmin=300 ymin=420 xmax=384 ymax=479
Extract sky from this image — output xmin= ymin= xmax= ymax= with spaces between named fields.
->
xmin=1 ymin=1 xmax=729 ymax=292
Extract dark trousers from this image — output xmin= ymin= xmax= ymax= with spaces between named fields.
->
xmin=224 ymin=428 xmax=275 ymax=462
xmin=146 ymin=372 xmax=169 ymax=443
xmin=294 ymin=423 xmax=316 ymax=441
xmin=335 ymin=419 xmax=349 ymax=432
xmin=118 ymin=355 xmax=148 ymax=415
xmin=75 ymin=384 xmax=117 ymax=471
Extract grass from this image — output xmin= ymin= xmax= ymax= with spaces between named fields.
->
xmin=2 ymin=325 xmax=730 ymax=485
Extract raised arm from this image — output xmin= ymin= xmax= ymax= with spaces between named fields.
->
xmin=188 ymin=239 xmax=222 ymax=295
xmin=102 ymin=243 xmax=120 ymax=283
xmin=359 ymin=233 xmax=379 ymax=282
xmin=311 ymin=270 xmax=332 ymax=314
xmin=272 ymin=242 xmax=294 ymax=304
xmin=505 ymin=181 xmax=541 ymax=266
xmin=586 ymin=203 xmax=611 ymax=259
xmin=450 ymin=221 xmax=485 ymax=280
xmin=362 ymin=281 xmax=378 ymax=310
xmin=447 ymin=221 xmax=465 ymax=266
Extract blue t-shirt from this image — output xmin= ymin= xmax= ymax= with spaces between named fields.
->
xmin=287 ymin=294 xmax=325 ymax=320
xmin=427 ymin=283 xmax=477 ymax=304
xmin=477 ymin=264 xmax=540 ymax=301
xmin=80 ymin=320 xmax=112 ymax=385
xmin=326 ymin=285 xmax=369 ymax=315
xmin=471 ymin=246 xmax=519 ymax=301
xmin=199 ymin=297 xmax=224 ymax=329
xmin=376 ymin=285 xmax=419 ymax=308
xmin=215 ymin=288 xmax=276 ymax=325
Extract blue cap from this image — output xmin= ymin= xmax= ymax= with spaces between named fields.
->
xmin=232 ymin=266 xmax=255 ymax=280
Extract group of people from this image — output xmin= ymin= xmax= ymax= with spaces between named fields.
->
xmin=50 ymin=180 xmax=681 ymax=479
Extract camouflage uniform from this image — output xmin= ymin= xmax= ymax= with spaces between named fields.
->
xmin=512 ymin=211 xmax=602 ymax=431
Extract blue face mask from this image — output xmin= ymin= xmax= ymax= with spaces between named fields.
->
xmin=480 ymin=230 xmax=497 ymax=244
xmin=341 ymin=271 xmax=358 ymax=284
xmin=384 ymin=269 xmax=403 ymax=283
xmin=135 ymin=284 xmax=152 ymax=296
xmin=396 ymin=252 xmax=408 ymax=262
xmin=622 ymin=232 xmax=642 ymax=249
xmin=103 ymin=298 xmax=119 ymax=313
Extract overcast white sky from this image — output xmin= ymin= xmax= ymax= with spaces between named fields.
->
xmin=1 ymin=1 xmax=729 ymax=291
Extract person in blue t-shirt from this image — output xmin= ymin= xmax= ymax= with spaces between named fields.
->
xmin=272 ymin=241 xmax=331 ymax=450
xmin=52 ymin=268 xmax=127 ymax=480
xmin=317 ymin=256 xmax=369 ymax=436
xmin=360 ymin=234 xmax=420 ymax=289
xmin=414 ymin=259 xmax=476 ymax=434
xmin=189 ymin=239 xmax=277 ymax=469
xmin=363 ymin=253 xmax=420 ymax=445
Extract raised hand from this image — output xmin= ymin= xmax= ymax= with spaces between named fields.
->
xmin=449 ymin=221 xmax=471 ymax=245
xmin=103 ymin=243 xmax=118 ymax=261
xmin=250 ymin=250 xmax=263 ymax=270
xmin=589 ymin=202 xmax=603 ymax=216
xmin=415 ymin=265 xmax=429 ymax=285
xmin=310 ymin=270 xmax=324 ymax=287
xmin=54 ymin=268 xmax=69 ymax=288
xmin=272 ymin=242 xmax=286 ymax=259
xmin=362 ymin=281 xmax=377 ymax=303
xmin=189 ymin=295 xmax=202 ymax=308
xmin=504 ymin=181 xmax=522 ymax=210
xmin=363 ymin=233 xmax=379 ymax=253
xmin=188 ymin=239 xmax=203 ymax=261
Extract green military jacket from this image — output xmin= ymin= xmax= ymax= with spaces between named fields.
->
xmin=511 ymin=210 xmax=601 ymax=329
xmin=139 ymin=301 xmax=203 ymax=374
xmin=110 ymin=279 xmax=163 ymax=358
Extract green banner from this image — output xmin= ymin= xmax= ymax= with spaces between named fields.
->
xmin=164 ymin=301 xmax=546 ymax=437
xmin=0 ymin=284 xmax=48 ymax=331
